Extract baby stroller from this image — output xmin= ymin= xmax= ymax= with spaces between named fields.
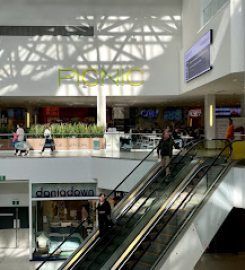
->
xmin=14 ymin=140 xmax=30 ymax=156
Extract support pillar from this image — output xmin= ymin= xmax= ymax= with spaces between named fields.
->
xmin=204 ymin=95 xmax=216 ymax=140
xmin=240 ymin=94 xmax=245 ymax=117
xmin=97 ymin=93 xmax=106 ymax=129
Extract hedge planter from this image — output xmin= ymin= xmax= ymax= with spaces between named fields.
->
xmin=0 ymin=139 xmax=14 ymax=150
xmin=27 ymin=138 xmax=105 ymax=150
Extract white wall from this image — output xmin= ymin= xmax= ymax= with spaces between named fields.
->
xmin=156 ymin=164 xmax=245 ymax=270
xmin=0 ymin=0 xmax=182 ymax=97
xmin=0 ymin=156 xmax=142 ymax=190
xmin=181 ymin=0 xmax=245 ymax=94
xmin=92 ymin=157 xmax=155 ymax=191
xmin=0 ymin=181 xmax=29 ymax=207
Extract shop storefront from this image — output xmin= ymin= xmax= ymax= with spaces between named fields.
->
xmin=30 ymin=182 xmax=98 ymax=261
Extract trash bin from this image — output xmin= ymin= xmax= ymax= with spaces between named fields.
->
xmin=93 ymin=138 xmax=100 ymax=150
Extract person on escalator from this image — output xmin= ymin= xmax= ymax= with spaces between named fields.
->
xmin=97 ymin=193 xmax=112 ymax=238
xmin=225 ymin=118 xmax=235 ymax=141
xmin=157 ymin=130 xmax=175 ymax=177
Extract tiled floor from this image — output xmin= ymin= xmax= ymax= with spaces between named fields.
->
xmin=0 ymin=229 xmax=62 ymax=270
xmin=195 ymin=253 xmax=245 ymax=270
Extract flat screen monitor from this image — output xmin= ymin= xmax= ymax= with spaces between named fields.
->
xmin=140 ymin=109 xmax=159 ymax=119
xmin=164 ymin=109 xmax=182 ymax=121
xmin=216 ymin=107 xmax=241 ymax=117
xmin=184 ymin=30 xmax=212 ymax=82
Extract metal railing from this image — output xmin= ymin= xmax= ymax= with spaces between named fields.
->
xmin=114 ymin=141 xmax=232 ymax=270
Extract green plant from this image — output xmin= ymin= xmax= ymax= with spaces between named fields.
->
xmin=51 ymin=124 xmax=62 ymax=138
xmin=28 ymin=123 xmax=104 ymax=138
xmin=28 ymin=124 xmax=44 ymax=138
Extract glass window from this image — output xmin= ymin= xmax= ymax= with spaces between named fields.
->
xmin=202 ymin=0 xmax=229 ymax=25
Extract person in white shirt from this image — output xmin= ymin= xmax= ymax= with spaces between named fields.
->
xmin=15 ymin=124 xmax=29 ymax=156
xmin=16 ymin=124 xmax=25 ymax=142
xmin=41 ymin=125 xmax=55 ymax=154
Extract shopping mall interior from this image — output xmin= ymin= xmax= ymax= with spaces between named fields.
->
xmin=0 ymin=0 xmax=245 ymax=270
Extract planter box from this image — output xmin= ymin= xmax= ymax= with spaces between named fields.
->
xmin=26 ymin=138 xmax=44 ymax=150
xmin=0 ymin=139 xmax=14 ymax=150
xmin=27 ymin=138 xmax=105 ymax=150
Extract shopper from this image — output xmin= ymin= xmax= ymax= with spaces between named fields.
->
xmin=157 ymin=130 xmax=175 ymax=176
xmin=225 ymin=118 xmax=234 ymax=141
xmin=41 ymin=125 xmax=55 ymax=154
xmin=15 ymin=124 xmax=29 ymax=156
xmin=172 ymin=127 xmax=183 ymax=149
xmin=97 ymin=193 xmax=112 ymax=237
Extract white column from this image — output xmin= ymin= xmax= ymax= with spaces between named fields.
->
xmin=97 ymin=92 xmax=106 ymax=128
xmin=204 ymin=95 xmax=216 ymax=140
xmin=240 ymin=95 xmax=245 ymax=117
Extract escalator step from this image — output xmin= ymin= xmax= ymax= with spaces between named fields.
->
xmin=133 ymin=261 xmax=152 ymax=270
xmin=141 ymin=241 xmax=151 ymax=250
xmin=156 ymin=232 xmax=173 ymax=244
xmin=150 ymin=241 xmax=167 ymax=254
xmin=140 ymin=240 xmax=151 ymax=250
xmin=133 ymin=250 xmax=143 ymax=260
xmin=123 ymin=260 xmax=136 ymax=270
xmin=158 ymin=224 xmax=177 ymax=235
xmin=87 ymin=262 xmax=102 ymax=270
xmin=140 ymin=251 xmax=158 ymax=265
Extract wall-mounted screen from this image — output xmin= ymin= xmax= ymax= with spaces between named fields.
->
xmin=164 ymin=109 xmax=182 ymax=121
xmin=188 ymin=109 xmax=202 ymax=118
xmin=140 ymin=109 xmax=159 ymax=119
xmin=216 ymin=107 xmax=241 ymax=117
xmin=184 ymin=30 xmax=212 ymax=82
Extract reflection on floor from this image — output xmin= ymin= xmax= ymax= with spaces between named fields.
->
xmin=0 ymin=229 xmax=62 ymax=270
xmin=195 ymin=253 xmax=245 ymax=270
xmin=0 ymin=149 xmax=155 ymax=160
xmin=1 ymin=229 xmax=245 ymax=270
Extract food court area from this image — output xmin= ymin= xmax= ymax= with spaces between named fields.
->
xmin=0 ymin=96 xmax=244 ymax=153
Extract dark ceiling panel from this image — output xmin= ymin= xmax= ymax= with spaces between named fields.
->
xmin=0 ymin=25 xmax=94 ymax=36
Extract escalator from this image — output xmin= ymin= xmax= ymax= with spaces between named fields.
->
xmin=111 ymin=142 xmax=233 ymax=270
xmin=55 ymin=139 xmax=231 ymax=270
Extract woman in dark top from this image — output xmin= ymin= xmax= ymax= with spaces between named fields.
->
xmin=97 ymin=193 xmax=112 ymax=237
xmin=157 ymin=131 xmax=174 ymax=176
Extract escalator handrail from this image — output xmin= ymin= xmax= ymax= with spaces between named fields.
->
xmin=112 ymin=141 xmax=232 ymax=270
xmin=58 ymin=139 xmax=204 ymax=270
xmin=36 ymin=146 xmax=160 ymax=270
xmin=109 ymin=138 xmax=208 ymax=201
xmin=60 ymin=139 xmax=229 ymax=270
xmin=112 ymin=139 xmax=203 ymax=219
xmin=39 ymin=139 xmax=225 ymax=270
xmin=150 ymin=143 xmax=233 ymax=269
xmin=75 ymin=158 xmax=202 ymax=270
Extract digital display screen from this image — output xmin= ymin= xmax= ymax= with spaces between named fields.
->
xmin=188 ymin=109 xmax=202 ymax=118
xmin=216 ymin=107 xmax=241 ymax=117
xmin=140 ymin=109 xmax=159 ymax=119
xmin=164 ymin=109 xmax=182 ymax=121
xmin=184 ymin=30 xmax=212 ymax=82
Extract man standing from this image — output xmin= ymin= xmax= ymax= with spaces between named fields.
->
xmin=97 ymin=193 xmax=112 ymax=237
xmin=157 ymin=130 xmax=174 ymax=176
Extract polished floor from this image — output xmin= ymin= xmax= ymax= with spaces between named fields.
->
xmin=0 ymin=229 xmax=62 ymax=270
xmin=1 ymin=229 xmax=245 ymax=270
xmin=0 ymin=149 xmax=155 ymax=160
